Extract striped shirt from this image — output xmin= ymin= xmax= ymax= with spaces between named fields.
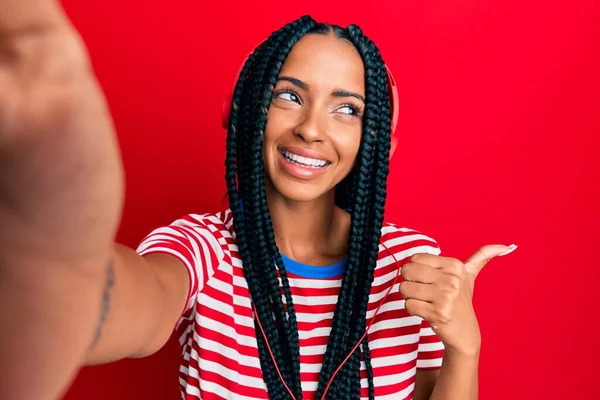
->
xmin=136 ymin=208 xmax=445 ymax=400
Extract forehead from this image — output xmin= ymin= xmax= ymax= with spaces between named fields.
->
xmin=278 ymin=34 xmax=365 ymax=94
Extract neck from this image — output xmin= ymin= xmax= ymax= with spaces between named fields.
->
xmin=265 ymin=181 xmax=349 ymax=266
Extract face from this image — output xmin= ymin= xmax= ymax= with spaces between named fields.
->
xmin=262 ymin=33 xmax=365 ymax=203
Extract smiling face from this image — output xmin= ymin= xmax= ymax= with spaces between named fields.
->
xmin=262 ymin=33 xmax=365 ymax=203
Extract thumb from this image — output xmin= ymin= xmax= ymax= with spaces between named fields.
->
xmin=464 ymin=244 xmax=518 ymax=278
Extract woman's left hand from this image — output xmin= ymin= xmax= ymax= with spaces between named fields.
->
xmin=400 ymin=244 xmax=517 ymax=356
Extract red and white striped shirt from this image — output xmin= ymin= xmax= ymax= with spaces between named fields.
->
xmin=136 ymin=208 xmax=445 ymax=400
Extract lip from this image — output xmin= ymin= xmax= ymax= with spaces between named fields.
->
xmin=279 ymin=146 xmax=330 ymax=162
xmin=278 ymin=149 xmax=331 ymax=180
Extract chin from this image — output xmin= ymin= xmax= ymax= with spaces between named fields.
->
xmin=268 ymin=177 xmax=333 ymax=203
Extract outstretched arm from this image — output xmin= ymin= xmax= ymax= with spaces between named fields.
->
xmin=0 ymin=2 xmax=190 ymax=399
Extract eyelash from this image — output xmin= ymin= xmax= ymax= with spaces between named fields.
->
xmin=273 ymin=86 xmax=364 ymax=118
xmin=338 ymin=103 xmax=363 ymax=118
xmin=273 ymin=86 xmax=302 ymax=104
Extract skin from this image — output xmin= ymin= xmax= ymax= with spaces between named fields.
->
xmin=0 ymin=2 xmax=516 ymax=399
xmin=263 ymin=33 xmax=364 ymax=266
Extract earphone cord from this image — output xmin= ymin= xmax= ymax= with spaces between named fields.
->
xmin=253 ymin=242 xmax=401 ymax=400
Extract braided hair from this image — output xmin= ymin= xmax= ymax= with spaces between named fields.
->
xmin=224 ymin=15 xmax=393 ymax=400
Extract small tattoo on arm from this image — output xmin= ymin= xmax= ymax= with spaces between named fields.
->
xmin=90 ymin=259 xmax=115 ymax=348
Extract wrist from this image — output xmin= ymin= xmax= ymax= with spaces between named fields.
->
xmin=442 ymin=323 xmax=481 ymax=358
xmin=444 ymin=344 xmax=481 ymax=360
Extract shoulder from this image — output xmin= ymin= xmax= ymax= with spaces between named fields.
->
xmin=379 ymin=221 xmax=442 ymax=258
xmin=136 ymin=208 xmax=235 ymax=258
xmin=153 ymin=208 xmax=234 ymax=239
xmin=165 ymin=208 xmax=233 ymax=232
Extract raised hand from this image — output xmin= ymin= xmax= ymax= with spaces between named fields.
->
xmin=400 ymin=244 xmax=518 ymax=355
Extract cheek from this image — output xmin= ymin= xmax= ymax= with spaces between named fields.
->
xmin=262 ymin=114 xmax=287 ymax=153
xmin=265 ymin=107 xmax=295 ymax=136
xmin=337 ymin=133 xmax=362 ymax=163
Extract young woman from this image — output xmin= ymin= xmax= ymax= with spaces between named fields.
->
xmin=0 ymin=2 xmax=516 ymax=400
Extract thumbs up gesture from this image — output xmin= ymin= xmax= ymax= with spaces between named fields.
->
xmin=400 ymin=244 xmax=517 ymax=355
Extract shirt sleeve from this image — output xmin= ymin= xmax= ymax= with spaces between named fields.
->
xmin=135 ymin=214 xmax=223 ymax=322
xmin=416 ymin=318 xmax=445 ymax=369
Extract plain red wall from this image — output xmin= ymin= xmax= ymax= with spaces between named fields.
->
xmin=59 ymin=0 xmax=599 ymax=399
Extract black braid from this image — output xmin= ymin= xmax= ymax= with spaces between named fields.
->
xmin=226 ymin=24 xmax=292 ymax=398
xmin=225 ymin=16 xmax=392 ymax=400
xmin=227 ymin=16 xmax=316 ymax=399
xmin=224 ymin=34 xmax=281 ymax=395
xmin=313 ymin=24 xmax=392 ymax=400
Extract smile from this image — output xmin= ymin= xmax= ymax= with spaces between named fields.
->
xmin=280 ymin=150 xmax=329 ymax=169
xmin=277 ymin=148 xmax=332 ymax=180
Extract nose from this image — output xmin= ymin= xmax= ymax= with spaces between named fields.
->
xmin=294 ymin=107 xmax=325 ymax=143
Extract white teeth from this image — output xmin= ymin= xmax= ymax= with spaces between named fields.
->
xmin=282 ymin=150 xmax=327 ymax=168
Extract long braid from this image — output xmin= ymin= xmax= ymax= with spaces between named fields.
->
xmin=227 ymin=26 xmax=294 ymax=399
xmin=321 ymin=99 xmax=376 ymax=399
xmin=315 ymin=25 xmax=392 ymax=400
xmin=325 ymin=106 xmax=377 ymax=400
xmin=227 ymin=16 xmax=316 ymax=399
xmin=252 ymin=20 xmax=320 ymax=399
xmin=243 ymin=26 xmax=301 ymax=393
xmin=315 ymin=48 xmax=377 ymax=395
xmin=225 ymin=16 xmax=393 ymax=400
xmin=346 ymin=26 xmax=393 ymax=400
xmin=254 ymin=18 xmax=318 ymax=399
xmin=225 ymin=32 xmax=287 ymax=397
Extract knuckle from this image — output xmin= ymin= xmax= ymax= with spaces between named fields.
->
xmin=439 ymin=275 xmax=461 ymax=293
xmin=447 ymin=276 xmax=462 ymax=291
xmin=450 ymin=258 xmax=464 ymax=274
xmin=444 ymin=291 xmax=457 ymax=305
xmin=439 ymin=314 xmax=451 ymax=325
xmin=400 ymin=263 xmax=410 ymax=279
xmin=399 ymin=280 xmax=409 ymax=295
xmin=435 ymin=306 xmax=452 ymax=324
xmin=443 ymin=258 xmax=465 ymax=279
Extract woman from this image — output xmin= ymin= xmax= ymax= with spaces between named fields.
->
xmin=0 ymin=2 xmax=515 ymax=400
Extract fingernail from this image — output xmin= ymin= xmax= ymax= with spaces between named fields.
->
xmin=498 ymin=244 xmax=518 ymax=256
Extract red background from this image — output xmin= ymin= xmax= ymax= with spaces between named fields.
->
xmin=60 ymin=0 xmax=600 ymax=399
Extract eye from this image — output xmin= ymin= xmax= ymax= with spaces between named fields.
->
xmin=335 ymin=104 xmax=363 ymax=117
xmin=274 ymin=90 xmax=301 ymax=104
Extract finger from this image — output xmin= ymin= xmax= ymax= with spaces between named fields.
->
xmin=404 ymin=298 xmax=435 ymax=321
xmin=410 ymin=253 xmax=466 ymax=274
xmin=410 ymin=253 xmax=446 ymax=268
xmin=399 ymin=281 xmax=436 ymax=303
xmin=401 ymin=262 xmax=440 ymax=284
xmin=464 ymin=244 xmax=518 ymax=278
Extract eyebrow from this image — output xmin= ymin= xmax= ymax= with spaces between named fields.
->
xmin=278 ymin=76 xmax=308 ymax=90
xmin=277 ymin=76 xmax=365 ymax=103
xmin=332 ymin=89 xmax=365 ymax=104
